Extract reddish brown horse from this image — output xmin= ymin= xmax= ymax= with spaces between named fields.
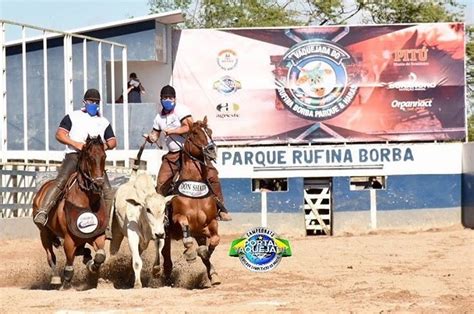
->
xmin=32 ymin=136 xmax=108 ymax=289
xmin=163 ymin=116 xmax=221 ymax=286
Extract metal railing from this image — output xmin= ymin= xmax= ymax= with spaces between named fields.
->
xmin=0 ymin=19 xmax=130 ymax=164
xmin=0 ymin=20 xmax=146 ymax=217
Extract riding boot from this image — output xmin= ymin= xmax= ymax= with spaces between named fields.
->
xmin=215 ymin=198 xmax=232 ymax=221
xmin=34 ymin=185 xmax=62 ymax=226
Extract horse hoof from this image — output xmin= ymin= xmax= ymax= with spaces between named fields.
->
xmin=86 ymin=260 xmax=96 ymax=273
xmin=184 ymin=249 xmax=197 ymax=263
xmin=152 ymin=265 xmax=161 ymax=278
xmin=210 ymin=274 xmax=221 ymax=286
xmin=94 ymin=250 xmax=106 ymax=264
xmin=164 ymin=278 xmax=173 ymax=287
xmin=50 ymin=276 xmax=61 ymax=286
xmin=82 ymin=254 xmax=92 ymax=265
xmin=197 ymin=246 xmax=209 ymax=259
xmin=60 ymin=281 xmax=72 ymax=290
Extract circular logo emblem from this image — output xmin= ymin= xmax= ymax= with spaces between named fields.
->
xmin=276 ymin=40 xmax=358 ymax=120
xmin=232 ymin=227 xmax=290 ymax=272
xmin=213 ymin=75 xmax=242 ymax=95
xmin=76 ymin=212 xmax=98 ymax=234
xmin=217 ymin=49 xmax=238 ymax=70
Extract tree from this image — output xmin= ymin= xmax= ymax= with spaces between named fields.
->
xmin=148 ymin=0 xmax=361 ymax=28
xmin=467 ymin=25 xmax=474 ymax=117
xmin=360 ymin=0 xmax=464 ymax=24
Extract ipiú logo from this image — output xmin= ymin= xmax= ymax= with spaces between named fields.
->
xmin=275 ymin=39 xmax=358 ymax=121
xmin=229 ymin=227 xmax=292 ymax=272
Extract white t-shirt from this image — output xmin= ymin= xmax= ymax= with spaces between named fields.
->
xmin=59 ymin=110 xmax=115 ymax=154
xmin=152 ymin=104 xmax=192 ymax=152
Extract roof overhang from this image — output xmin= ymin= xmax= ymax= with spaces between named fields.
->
xmin=4 ymin=10 xmax=184 ymax=46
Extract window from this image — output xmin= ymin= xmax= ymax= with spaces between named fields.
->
xmin=252 ymin=178 xmax=288 ymax=192
xmin=350 ymin=176 xmax=385 ymax=191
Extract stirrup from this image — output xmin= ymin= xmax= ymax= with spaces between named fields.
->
xmin=33 ymin=210 xmax=48 ymax=226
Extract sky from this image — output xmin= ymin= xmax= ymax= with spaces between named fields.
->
xmin=0 ymin=0 xmax=473 ymax=41
xmin=0 ymin=0 xmax=151 ymax=41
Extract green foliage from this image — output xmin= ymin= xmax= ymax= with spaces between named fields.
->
xmin=469 ymin=115 xmax=474 ymax=142
xmin=467 ymin=25 xmax=474 ymax=140
xmin=148 ymin=0 xmax=356 ymax=28
xmin=361 ymin=0 xmax=464 ymax=24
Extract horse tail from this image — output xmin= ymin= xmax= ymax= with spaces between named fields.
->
xmin=130 ymin=140 xmax=147 ymax=178
xmin=109 ymin=210 xmax=124 ymax=255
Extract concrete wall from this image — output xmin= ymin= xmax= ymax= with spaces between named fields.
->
xmin=462 ymin=142 xmax=474 ymax=228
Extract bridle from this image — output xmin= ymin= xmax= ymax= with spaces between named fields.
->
xmin=167 ymin=123 xmax=217 ymax=165
xmin=185 ymin=125 xmax=217 ymax=162
xmin=77 ymin=139 xmax=105 ymax=194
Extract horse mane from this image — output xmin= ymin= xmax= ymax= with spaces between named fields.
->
xmin=80 ymin=136 xmax=104 ymax=156
xmin=85 ymin=135 xmax=104 ymax=147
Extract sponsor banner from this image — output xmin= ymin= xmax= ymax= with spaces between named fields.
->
xmin=215 ymin=143 xmax=463 ymax=178
xmin=172 ymin=23 xmax=465 ymax=144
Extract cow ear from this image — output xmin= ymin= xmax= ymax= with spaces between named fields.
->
xmin=203 ymin=116 xmax=208 ymax=125
xmin=126 ymin=198 xmax=144 ymax=207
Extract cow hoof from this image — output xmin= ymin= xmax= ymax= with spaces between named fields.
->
xmin=50 ymin=276 xmax=61 ymax=286
xmin=152 ymin=265 xmax=161 ymax=278
xmin=210 ymin=273 xmax=221 ymax=286
xmin=133 ymin=282 xmax=142 ymax=289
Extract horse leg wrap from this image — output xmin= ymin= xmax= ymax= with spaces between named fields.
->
xmin=182 ymin=225 xmax=190 ymax=239
xmin=63 ymin=265 xmax=74 ymax=282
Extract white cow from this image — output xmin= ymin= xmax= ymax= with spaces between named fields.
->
xmin=110 ymin=172 xmax=173 ymax=288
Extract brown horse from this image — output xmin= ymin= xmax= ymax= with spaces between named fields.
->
xmin=163 ymin=116 xmax=221 ymax=286
xmin=32 ymin=136 xmax=108 ymax=289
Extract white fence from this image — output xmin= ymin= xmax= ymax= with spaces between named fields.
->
xmin=0 ymin=20 xmax=145 ymax=218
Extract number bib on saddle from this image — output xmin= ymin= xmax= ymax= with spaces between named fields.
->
xmin=76 ymin=212 xmax=99 ymax=234
xmin=176 ymin=180 xmax=210 ymax=198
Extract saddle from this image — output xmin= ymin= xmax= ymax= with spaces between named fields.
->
xmin=63 ymin=173 xmax=108 ymax=239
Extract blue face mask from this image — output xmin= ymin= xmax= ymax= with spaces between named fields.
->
xmin=85 ymin=103 xmax=99 ymax=116
xmin=161 ymin=99 xmax=175 ymax=112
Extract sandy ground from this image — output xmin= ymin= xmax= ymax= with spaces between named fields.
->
xmin=0 ymin=226 xmax=472 ymax=313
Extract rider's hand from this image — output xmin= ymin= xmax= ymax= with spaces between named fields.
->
xmin=75 ymin=142 xmax=84 ymax=151
xmin=145 ymin=132 xmax=158 ymax=143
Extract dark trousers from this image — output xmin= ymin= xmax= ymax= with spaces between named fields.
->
xmin=40 ymin=153 xmax=114 ymax=211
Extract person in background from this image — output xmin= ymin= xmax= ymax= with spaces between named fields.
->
xmin=366 ymin=176 xmax=383 ymax=189
xmin=127 ymin=72 xmax=146 ymax=103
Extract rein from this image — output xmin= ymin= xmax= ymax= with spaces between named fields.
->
xmin=77 ymin=165 xmax=102 ymax=193
xmin=76 ymin=142 xmax=105 ymax=194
